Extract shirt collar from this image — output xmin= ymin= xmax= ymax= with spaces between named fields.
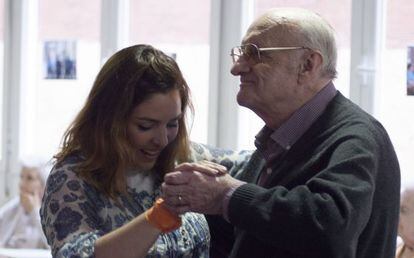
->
xmin=255 ymin=81 xmax=337 ymax=151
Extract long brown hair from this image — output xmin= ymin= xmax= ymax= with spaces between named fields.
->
xmin=55 ymin=44 xmax=193 ymax=198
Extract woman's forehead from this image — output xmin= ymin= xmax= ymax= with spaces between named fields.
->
xmin=130 ymin=90 xmax=182 ymax=121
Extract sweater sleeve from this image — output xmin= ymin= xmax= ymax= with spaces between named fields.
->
xmin=227 ymin=124 xmax=393 ymax=254
xmin=189 ymin=142 xmax=252 ymax=175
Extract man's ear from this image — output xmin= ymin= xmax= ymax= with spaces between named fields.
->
xmin=298 ymin=51 xmax=323 ymax=82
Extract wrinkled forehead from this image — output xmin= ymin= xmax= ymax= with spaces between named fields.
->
xmin=242 ymin=18 xmax=297 ymax=46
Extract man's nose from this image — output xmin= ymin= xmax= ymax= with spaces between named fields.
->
xmin=230 ymin=57 xmax=250 ymax=76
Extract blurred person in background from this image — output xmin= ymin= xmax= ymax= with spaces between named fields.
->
xmin=0 ymin=158 xmax=49 ymax=249
xmin=396 ymin=184 xmax=414 ymax=258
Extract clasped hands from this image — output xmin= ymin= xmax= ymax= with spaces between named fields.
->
xmin=162 ymin=160 xmax=240 ymax=215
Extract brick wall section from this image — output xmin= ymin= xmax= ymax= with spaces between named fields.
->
xmin=130 ymin=0 xmax=211 ymax=44
xmin=39 ymin=0 xmax=101 ymax=40
xmin=256 ymin=0 xmax=352 ymax=48
xmin=1 ymin=0 xmax=412 ymax=47
xmin=387 ymin=0 xmax=414 ymax=48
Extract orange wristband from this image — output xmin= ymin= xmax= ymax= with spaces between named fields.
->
xmin=145 ymin=198 xmax=182 ymax=233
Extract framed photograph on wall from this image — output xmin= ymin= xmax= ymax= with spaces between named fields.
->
xmin=43 ymin=40 xmax=77 ymax=80
xmin=407 ymin=46 xmax=414 ymax=95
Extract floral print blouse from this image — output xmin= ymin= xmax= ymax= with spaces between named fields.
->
xmin=40 ymin=143 xmax=252 ymax=258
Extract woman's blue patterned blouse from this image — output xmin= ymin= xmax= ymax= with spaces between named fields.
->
xmin=40 ymin=143 xmax=251 ymax=258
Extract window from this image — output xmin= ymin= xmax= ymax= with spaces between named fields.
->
xmin=129 ymin=0 xmax=211 ymax=144
xmin=0 ymin=0 xmax=4 ymax=159
xmin=379 ymin=0 xmax=414 ymax=186
xmin=0 ymin=0 xmax=4 ymax=202
xmin=31 ymin=0 xmax=101 ymax=159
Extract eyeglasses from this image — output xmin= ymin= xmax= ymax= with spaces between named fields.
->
xmin=230 ymin=43 xmax=309 ymax=63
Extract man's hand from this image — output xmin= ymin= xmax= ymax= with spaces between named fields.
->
xmin=162 ymin=169 xmax=242 ymax=215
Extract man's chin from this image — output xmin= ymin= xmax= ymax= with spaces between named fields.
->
xmin=237 ymin=99 xmax=258 ymax=114
xmin=236 ymin=93 xmax=251 ymax=108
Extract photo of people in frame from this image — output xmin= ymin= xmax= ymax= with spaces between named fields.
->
xmin=44 ymin=40 xmax=77 ymax=80
xmin=407 ymin=46 xmax=414 ymax=95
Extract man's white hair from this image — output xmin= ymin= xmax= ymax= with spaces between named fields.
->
xmin=258 ymin=8 xmax=338 ymax=79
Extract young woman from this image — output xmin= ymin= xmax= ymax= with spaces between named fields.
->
xmin=40 ymin=45 xmax=225 ymax=258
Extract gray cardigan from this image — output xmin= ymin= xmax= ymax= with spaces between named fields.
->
xmin=209 ymin=93 xmax=400 ymax=258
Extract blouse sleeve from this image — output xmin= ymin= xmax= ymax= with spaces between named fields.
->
xmin=40 ymin=161 xmax=107 ymax=258
xmin=189 ymin=141 xmax=253 ymax=176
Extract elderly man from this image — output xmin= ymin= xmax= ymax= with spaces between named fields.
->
xmin=163 ymin=8 xmax=400 ymax=258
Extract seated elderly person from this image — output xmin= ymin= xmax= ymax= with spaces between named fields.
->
xmin=0 ymin=158 xmax=49 ymax=249
xmin=396 ymin=184 xmax=414 ymax=258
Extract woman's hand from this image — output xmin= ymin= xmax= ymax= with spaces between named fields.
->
xmin=173 ymin=160 xmax=228 ymax=176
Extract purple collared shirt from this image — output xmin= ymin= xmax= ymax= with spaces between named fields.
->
xmin=255 ymin=81 xmax=337 ymax=185
xmin=222 ymin=82 xmax=337 ymax=220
